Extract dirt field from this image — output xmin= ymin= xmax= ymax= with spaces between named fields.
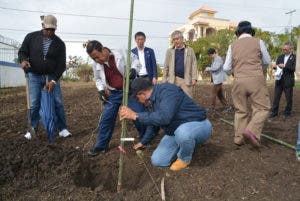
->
xmin=0 ymin=81 xmax=299 ymax=201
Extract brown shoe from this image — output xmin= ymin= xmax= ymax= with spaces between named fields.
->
xmin=170 ymin=158 xmax=190 ymax=171
xmin=234 ymin=138 xmax=245 ymax=146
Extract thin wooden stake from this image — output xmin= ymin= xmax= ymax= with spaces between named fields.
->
xmin=161 ymin=177 xmax=166 ymax=201
xmin=117 ymin=0 xmax=135 ymax=193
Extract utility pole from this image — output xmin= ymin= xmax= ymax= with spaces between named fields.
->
xmin=285 ymin=9 xmax=296 ymax=41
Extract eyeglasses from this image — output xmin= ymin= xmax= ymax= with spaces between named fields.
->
xmin=44 ymin=28 xmax=55 ymax=32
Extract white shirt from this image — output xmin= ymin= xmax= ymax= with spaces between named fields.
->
xmin=92 ymin=49 xmax=141 ymax=91
xmin=284 ymin=54 xmax=291 ymax=65
xmin=138 ymin=48 xmax=147 ymax=76
xmin=223 ymin=33 xmax=271 ymax=74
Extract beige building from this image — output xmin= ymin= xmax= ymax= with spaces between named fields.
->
xmin=175 ymin=6 xmax=236 ymax=41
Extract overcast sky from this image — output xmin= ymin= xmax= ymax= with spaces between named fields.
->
xmin=1 ymin=0 xmax=300 ymax=63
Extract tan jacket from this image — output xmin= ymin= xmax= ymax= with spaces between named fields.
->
xmin=163 ymin=46 xmax=198 ymax=86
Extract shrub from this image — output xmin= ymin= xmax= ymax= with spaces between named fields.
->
xmin=76 ymin=64 xmax=93 ymax=82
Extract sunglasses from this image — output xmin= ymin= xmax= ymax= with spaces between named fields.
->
xmin=44 ymin=28 xmax=55 ymax=32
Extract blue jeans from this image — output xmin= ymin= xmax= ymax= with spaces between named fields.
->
xmin=94 ymin=90 xmax=123 ymax=150
xmin=28 ymin=73 xmax=67 ymax=132
xmin=151 ymin=119 xmax=212 ymax=166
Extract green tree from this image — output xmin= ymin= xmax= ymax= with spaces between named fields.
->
xmin=188 ymin=29 xmax=235 ymax=72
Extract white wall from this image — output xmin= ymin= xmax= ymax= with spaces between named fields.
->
xmin=0 ymin=62 xmax=26 ymax=88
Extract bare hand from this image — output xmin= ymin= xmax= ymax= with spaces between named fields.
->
xmin=278 ymin=63 xmax=285 ymax=68
xmin=20 ymin=61 xmax=30 ymax=70
xmin=44 ymin=81 xmax=56 ymax=93
xmin=119 ymin=106 xmax=137 ymax=121
xmin=133 ymin=142 xmax=144 ymax=150
xmin=152 ymin=78 xmax=158 ymax=84
xmin=191 ymin=79 xmax=197 ymax=86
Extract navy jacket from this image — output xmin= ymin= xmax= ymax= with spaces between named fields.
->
xmin=275 ymin=53 xmax=296 ymax=87
xmin=131 ymin=47 xmax=158 ymax=81
xmin=137 ymin=83 xmax=207 ymax=135
xmin=18 ymin=30 xmax=66 ymax=81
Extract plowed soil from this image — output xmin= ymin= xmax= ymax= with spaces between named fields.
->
xmin=0 ymin=82 xmax=299 ymax=201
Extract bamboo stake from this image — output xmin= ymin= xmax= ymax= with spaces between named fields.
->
xmin=219 ymin=118 xmax=296 ymax=150
xmin=117 ymin=0 xmax=135 ymax=193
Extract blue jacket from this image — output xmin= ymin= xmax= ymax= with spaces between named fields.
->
xmin=131 ymin=47 xmax=158 ymax=81
xmin=137 ymin=83 xmax=207 ymax=135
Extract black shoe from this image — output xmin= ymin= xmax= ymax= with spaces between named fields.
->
xmin=88 ymin=147 xmax=108 ymax=157
xmin=269 ymin=113 xmax=278 ymax=118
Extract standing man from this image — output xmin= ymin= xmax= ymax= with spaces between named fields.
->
xmin=131 ymin=31 xmax=159 ymax=149
xmin=270 ymin=42 xmax=296 ymax=119
xmin=85 ymin=40 xmax=143 ymax=156
xmin=163 ymin=30 xmax=198 ymax=98
xmin=120 ymin=78 xmax=211 ymax=171
xmin=18 ymin=15 xmax=71 ymax=139
xmin=131 ymin=31 xmax=158 ymax=84
xmin=205 ymin=48 xmax=230 ymax=112
xmin=223 ymin=21 xmax=271 ymax=146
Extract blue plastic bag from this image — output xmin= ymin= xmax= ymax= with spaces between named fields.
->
xmin=39 ymin=89 xmax=57 ymax=143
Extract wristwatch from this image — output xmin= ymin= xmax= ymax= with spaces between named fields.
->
xmin=135 ymin=113 xmax=139 ymax=120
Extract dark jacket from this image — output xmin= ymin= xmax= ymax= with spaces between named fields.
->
xmin=275 ymin=53 xmax=296 ymax=87
xmin=18 ymin=30 xmax=66 ymax=81
xmin=137 ymin=83 xmax=207 ymax=135
xmin=131 ymin=47 xmax=158 ymax=81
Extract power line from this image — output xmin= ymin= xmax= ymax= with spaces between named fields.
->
xmin=0 ymin=6 xmax=186 ymax=25
xmin=0 ymin=28 xmax=169 ymax=39
xmin=0 ymin=6 xmax=296 ymax=31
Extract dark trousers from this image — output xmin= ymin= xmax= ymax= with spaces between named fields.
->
xmin=211 ymin=83 xmax=228 ymax=108
xmin=271 ymin=84 xmax=293 ymax=116
xmin=94 ymin=91 xmax=123 ymax=150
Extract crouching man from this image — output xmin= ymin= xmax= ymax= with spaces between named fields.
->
xmin=120 ymin=78 xmax=212 ymax=171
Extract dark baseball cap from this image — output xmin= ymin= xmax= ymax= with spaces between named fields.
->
xmin=131 ymin=78 xmax=153 ymax=97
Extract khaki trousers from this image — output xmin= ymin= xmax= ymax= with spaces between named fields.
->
xmin=175 ymin=76 xmax=193 ymax=98
xmin=232 ymin=76 xmax=270 ymax=144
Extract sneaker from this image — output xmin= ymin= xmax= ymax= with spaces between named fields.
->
xmin=170 ymin=158 xmax=190 ymax=171
xmin=59 ymin=129 xmax=72 ymax=138
xmin=24 ymin=131 xmax=32 ymax=140
xmin=88 ymin=147 xmax=108 ymax=157
xmin=243 ymin=130 xmax=260 ymax=147
xmin=24 ymin=127 xmax=36 ymax=140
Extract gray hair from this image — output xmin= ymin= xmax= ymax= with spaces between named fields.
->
xmin=171 ymin=30 xmax=183 ymax=39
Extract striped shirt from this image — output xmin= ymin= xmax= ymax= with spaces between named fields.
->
xmin=42 ymin=37 xmax=53 ymax=59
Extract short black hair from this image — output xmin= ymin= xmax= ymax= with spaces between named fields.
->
xmin=131 ymin=78 xmax=153 ymax=97
xmin=207 ymin=48 xmax=216 ymax=55
xmin=135 ymin=31 xmax=146 ymax=39
xmin=235 ymin=21 xmax=255 ymax=37
xmin=86 ymin=40 xmax=103 ymax=54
